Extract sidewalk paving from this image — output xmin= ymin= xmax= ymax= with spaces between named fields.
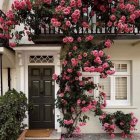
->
xmin=63 ymin=134 xmax=140 ymax=140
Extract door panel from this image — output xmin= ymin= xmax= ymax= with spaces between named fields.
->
xmin=29 ymin=66 xmax=55 ymax=129
xmin=44 ymin=81 xmax=52 ymax=96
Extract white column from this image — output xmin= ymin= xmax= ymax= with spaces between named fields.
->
xmin=54 ymin=53 xmax=61 ymax=132
xmin=17 ymin=52 xmax=25 ymax=92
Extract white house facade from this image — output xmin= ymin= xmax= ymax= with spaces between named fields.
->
xmin=0 ymin=0 xmax=140 ymax=135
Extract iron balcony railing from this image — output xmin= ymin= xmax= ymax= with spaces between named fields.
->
xmin=33 ymin=0 xmax=140 ymax=36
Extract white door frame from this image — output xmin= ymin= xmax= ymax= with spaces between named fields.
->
xmin=14 ymin=46 xmax=61 ymax=132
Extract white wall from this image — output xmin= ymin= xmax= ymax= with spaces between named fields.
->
xmin=2 ymin=41 xmax=139 ymax=133
xmin=79 ymin=40 xmax=140 ymax=133
xmin=2 ymin=68 xmax=16 ymax=94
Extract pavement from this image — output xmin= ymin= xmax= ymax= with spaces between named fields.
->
xmin=62 ymin=134 xmax=140 ymax=140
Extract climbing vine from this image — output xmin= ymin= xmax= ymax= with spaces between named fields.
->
xmin=0 ymin=0 xmax=139 ymax=138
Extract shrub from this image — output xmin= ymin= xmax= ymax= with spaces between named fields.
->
xmin=0 ymin=89 xmax=28 ymax=140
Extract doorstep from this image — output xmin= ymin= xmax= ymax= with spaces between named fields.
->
xmin=25 ymin=130 xmax=61 ymax=140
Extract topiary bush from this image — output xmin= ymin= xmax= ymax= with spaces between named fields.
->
xmin=0 ymin=89 xmax=28 ymax=140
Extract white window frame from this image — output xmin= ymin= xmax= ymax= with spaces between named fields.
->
xmin=82 ymin=60 xmax=131 ymax=106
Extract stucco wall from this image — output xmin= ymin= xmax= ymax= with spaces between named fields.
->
xmin=79 ymin=40 xmax=140 ymax=133
xmin=1 ymin=40 xmax=140 ymax=133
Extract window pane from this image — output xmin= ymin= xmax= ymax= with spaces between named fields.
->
xmin=100 ymin=78 xmax=110 ymax=100
xmin=115 ymin=64 xmax=127 ymax=72
xmin=115 ymin=77 xmax=127 ymax=100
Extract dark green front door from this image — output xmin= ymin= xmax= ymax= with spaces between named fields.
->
xmin=28 ymin=66 xmax=55 ymax=129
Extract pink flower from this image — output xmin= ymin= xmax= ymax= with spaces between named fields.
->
xmin=110 ymin=124 xmax=116 ymax=129
xmin=98 ymin=50 xmax=104 ymax=57
xmin=68 ymin=37 xmax=74 ymax=43
xmin=87 ymin=103 xmax=93 ymax=109
xmin=104 ymin=123 xmax=109 ymax=128
xmin=77 ymin=37 xmax=82 ymax=42
xmin=100 ymin=5 xmax=106 ymax=12
xmin=0 ymin=17 xmax=4 ymax=23
xmin=63 ymin=36 xmax=74 ymax=43
xmin=63 ymin=7 xmax=71 ymax=15
xmin=81 ymin=107 xmax=89 ymax=112
xmin=58 ymin=93 xmax=64 ymax=97
xmin=71 ymin=58 xmax=78 ymax=66
xmin=73 ymin=46 xmax=77 ymax=50
xmin=90 ymin=66 xmax=95 ymax=72
xmin=9 ymin=42 xmax=16 ymax=47
xmin=110 ymin=134 xmax=115 ymax=139
xmin=130 ymin=14 xmax=136 ymax=21
xmin=78 ymin=55 xmax=82 ymax=60
xmin=120 ymin=16 xmax=126 ymax=23
xmin=85 ymin=35 xmax=94 ymax=41
xmin=44 ymin=0 xmax=52 ymax=4
xmin=88 ymin=89 xmax=93 ymax=94
xmin=77 ymin=99 xmax=81 ymax=105
xmin=94 ymin=57 xmax=102 ymax=64
xmin=107 ymin=21 xmax=113 ymax=27
xmin=119 ymin=3 xmax=125 ymax=10
xmin=6 ymin=10 xmax=14 ymax=19
xmin=74 ymin=126 xmax=81 ymax=134
xmin=51 ymin=18 xmax=61 ymax=27
xmin=82 ymin=100 xmax=86 ymax=104
xmin=82 ymin=22 xmax=89 ymax=28
xmin=64 ymin=119 xmax=74 ymax=125
xmin=71 ymin=9 xmax=80 ymax=23
xmin=117 ymin=22 xmax=124 ymax=30
xmin=82 ymin=8 xmax=87 ymax=13
xmin=92 ymin=50 xmax=98 ymax=57
xmin=99 ymin=114 xmax=106 ymax=120
xmin=65 ymin=20 xmax=71 ymax=27
xmin=79 ymin=122 xmax=86 ymax=126
xmin=84 ymin=67 xmax=90 ymax=72
xmin=63 ymin=60 xmax=67 ymax=66
xmin=67 ymin=68 xmax=73 ymax=73
xmin=102 ymin=63 xmax=109 ymax=68
xmin=77 ymin=71 xmax=82 ymax=76
xmin=70 ymin=0 xmax=76 ymax=7
xmin=104 ymin=39 xmax=112 ymax=48
xmin=52 ymin=74 xmax=58 ymax=80
xmin=120 ymin=122 xmax=124 ymax=126
xmin=110 ymin=15 xmax=116 ymax=21
xmin=77 ymin=0 xmax=82 ymax=7
xmin=106 ymin=70 xmax=115 ymax=75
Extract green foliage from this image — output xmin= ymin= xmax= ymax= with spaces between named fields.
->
xmin=114 ymin=111 xmax=135 ymax=134
xmin=0 ymin=89 xmax=28 ymax=140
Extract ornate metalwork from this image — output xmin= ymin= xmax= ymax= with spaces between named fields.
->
xmin=29 ymin=55 xmax=54 ymax=63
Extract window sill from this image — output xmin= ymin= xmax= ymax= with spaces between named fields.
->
xmin=104 ymin=106 xmax=138 ymax=109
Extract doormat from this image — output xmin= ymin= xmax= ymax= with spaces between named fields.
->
xmin=25 ymin=129 xmax=53 ymax=137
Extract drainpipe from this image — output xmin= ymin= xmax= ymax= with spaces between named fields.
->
xmin=8 ymin=67 xmax=11 ymax=91
xmin=0 ymin=54 xmax=3 ymax=96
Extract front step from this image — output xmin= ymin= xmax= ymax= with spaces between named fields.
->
xmin=25 ymin=130 xmax=61 ymax=140
xmin=18 ymin=129 xmax=61 ymax=140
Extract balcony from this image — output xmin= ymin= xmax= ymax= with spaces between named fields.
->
xmin=32 ymin=20 xmax=140 ymax=44
xmin=31 ymin=3 xmax=140 ymax=44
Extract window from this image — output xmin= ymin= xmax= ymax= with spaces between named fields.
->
xmin=82 ymin=61 xmax=131 ymax=106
